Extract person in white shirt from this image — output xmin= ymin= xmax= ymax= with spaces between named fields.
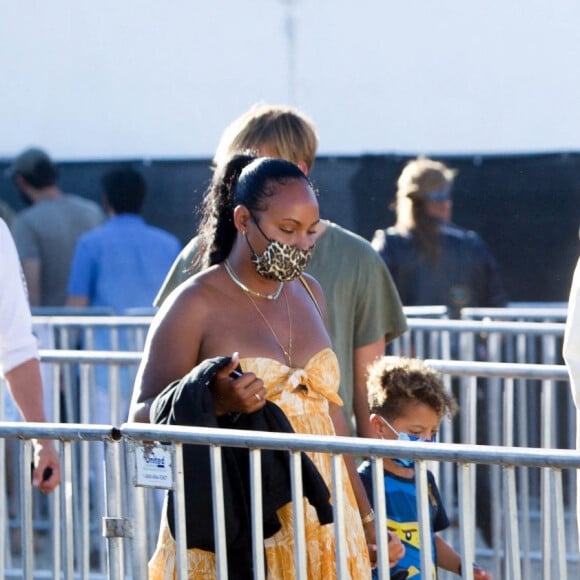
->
xmin=563 ymin=255 xmax=580 ymax=551
xmin=0 ymin=217 xmax=60 ymax=492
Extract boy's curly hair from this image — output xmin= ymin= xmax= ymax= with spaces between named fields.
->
xmin=367 ymin=356 xmax=458 ymax=421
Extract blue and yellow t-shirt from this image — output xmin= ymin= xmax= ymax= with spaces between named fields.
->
xmin=358 ymin=461 xmax=450 ymax=579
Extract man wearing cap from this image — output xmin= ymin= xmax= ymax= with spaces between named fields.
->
xmin=372 ymin=156 xmax=507 ymax=319
xmin=9 ymin=148 xmax=105 ymax=306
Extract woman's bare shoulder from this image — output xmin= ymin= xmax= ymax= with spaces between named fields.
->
xmin=161 ymin=266 xmax=222 ymax=306
xmin=151 ymin=266 xmax=225 ymax=330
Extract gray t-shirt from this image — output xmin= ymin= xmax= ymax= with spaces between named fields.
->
xmin=13 ymin=195 xmax=105 ymax=306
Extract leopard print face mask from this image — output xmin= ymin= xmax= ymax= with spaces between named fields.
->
xmin=245 ymin=217 xmax=314 ymax=282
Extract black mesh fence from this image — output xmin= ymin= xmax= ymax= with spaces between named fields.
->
xmin=2 ymin=152 xmax=579 ymax=302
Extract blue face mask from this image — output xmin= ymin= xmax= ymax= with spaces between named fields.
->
xmin=379 ymin=416 xmax=436 ymax=468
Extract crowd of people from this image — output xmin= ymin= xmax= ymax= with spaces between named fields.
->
xmin=1 ymin=102 xmax=577 ymax=578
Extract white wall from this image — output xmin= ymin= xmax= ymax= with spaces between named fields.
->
xmin=2 ymin=0 xmax=579 ymax=160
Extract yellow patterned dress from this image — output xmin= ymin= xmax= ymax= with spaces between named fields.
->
xmin=148 ymin=348 xmax=371 ymax=579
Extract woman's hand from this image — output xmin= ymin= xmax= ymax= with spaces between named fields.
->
xmin=211 ymin=353 xmax=267 ymax=415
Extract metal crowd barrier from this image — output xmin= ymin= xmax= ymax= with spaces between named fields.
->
xmin=389 ymin=319 xmax=572 ymax=496
xmin=33 ymin=314 xmax=568 ymax=371
xmin=424 ymin=360 xmax=575 ymax=580
xmin=32 ymin=315 xmax=153 ymax=354
xmin=28 ymin=314 xmax=153 ymax=428
xmin=3 ymin=309 xmax=570 ymax=578
xmin=31 ymin=308 xmax=567 ymax=373
xmin=0 ymin=420 xmax=578 ymax=580
xmin=27 ymin=304 xmax=568 ymax=368
xmin=1 ymin=353 xmax=577 ymax=579
xmin=462 ymin=303 xmax=568 ymax=322
xmin=390 ymin=317 xmax=567 ymax=364
xmin=0 ymin=351 xmax=144 ymax=580
xmin=402 ymin=305 xmax=449 ymax=318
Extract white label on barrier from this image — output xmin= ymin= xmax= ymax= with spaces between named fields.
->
xmin=134 ymin=443 xmax=174 ymax=489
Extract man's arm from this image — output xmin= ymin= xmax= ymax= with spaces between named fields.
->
xmin=1 ymin=219 xmax=60 ymax=491
xmin=4 ymin=358 xmax=61 ymax=492
xmin=353 ymin=337 xmax=386 ymax=438
xmin=350 ymin=242 xmax=406 ymax=437
xmin=20 ymin=258 xmax=41 ymax=306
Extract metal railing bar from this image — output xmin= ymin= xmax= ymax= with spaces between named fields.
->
xmin=121 ymin=425 xmax=580 ymax=470
xmin=425 ymin=360 xmax=568 ymax=380
xmin=249 ymin=448 xmax=265 ymax=580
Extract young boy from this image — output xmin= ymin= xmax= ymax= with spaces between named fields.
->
xmin=358 ymin=356 xmax=492 ymax=579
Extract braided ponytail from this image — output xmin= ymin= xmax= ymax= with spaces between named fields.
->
xmin=196 ymin=153 xmax=310 ymax=268
xmin=197 ymin=153 xmax=256 ymax=267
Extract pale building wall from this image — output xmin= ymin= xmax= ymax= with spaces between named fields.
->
xmin=1 ymin=0 xmax=579 ymax=159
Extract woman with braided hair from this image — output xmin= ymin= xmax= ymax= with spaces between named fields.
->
xmin=130 ymin=154 xmax=403 ymax=578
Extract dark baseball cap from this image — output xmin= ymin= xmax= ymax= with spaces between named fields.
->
xmin=6 ymin=147 xmax=58 ymax=186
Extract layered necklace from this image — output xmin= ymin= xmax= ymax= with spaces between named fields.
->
xmin=223 ymin=260 xmax=292 ymax=366
xmin=246 ymin=288 xmax=293 ymax=367
xmin=223 ymin=259 xmax=283 ymax=301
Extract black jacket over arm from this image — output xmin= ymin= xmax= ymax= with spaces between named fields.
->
xmin=150 ymin=356 xmax=333 ymax=579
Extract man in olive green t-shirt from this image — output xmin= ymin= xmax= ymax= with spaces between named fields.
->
xmin=154 ymin=104 xmax=407 ymax=437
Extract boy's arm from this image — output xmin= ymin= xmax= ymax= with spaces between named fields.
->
xmin=434 ymin=534 xmax=461 ymax=574
xmin=435 ymin=535 xmax=492 ymax=578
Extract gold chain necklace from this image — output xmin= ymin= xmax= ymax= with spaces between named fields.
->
xmin=224 ymin=260 xmax=284 ymax=301
xmin=245 ymin=287 xmax=293 ymax=366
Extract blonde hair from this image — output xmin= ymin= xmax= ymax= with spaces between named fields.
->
xmin=394 ymin=157 xmax=457 ymax=233
xmin=391 ymin=157 xmax=457 ymax=261
xmin=367 ymin=356 xmax=458 ymax=421
xmin=213 ymin=104 xmax=318 ymax=170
